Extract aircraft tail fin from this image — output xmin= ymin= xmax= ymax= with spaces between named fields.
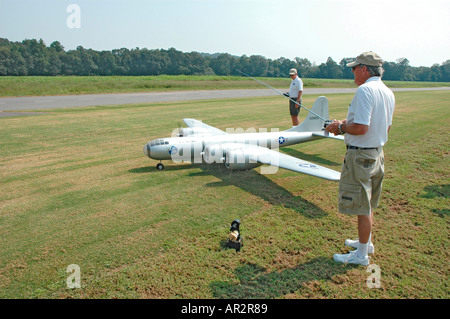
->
xmin=284 ymin=96 xmax=329 ymax=132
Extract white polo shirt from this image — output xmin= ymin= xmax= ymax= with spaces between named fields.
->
xmin=289 ymin=76 xmax=303 ymax=98
xmin=344 ymin=77 xmax=395 ymax=148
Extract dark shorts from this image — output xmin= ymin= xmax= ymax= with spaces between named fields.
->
xmin=289 ymin=98 xmax=301 ymax=116
xmin=338 ymin=147 xmax=385 ymax=215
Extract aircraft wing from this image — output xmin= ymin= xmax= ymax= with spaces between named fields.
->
xmin=183 ymin=118 xmax=228 ymax=136
xmin=312 ymin=131 xmax=345 ymax=140
xmin=247 ymin=145 xmax=341 ymax=181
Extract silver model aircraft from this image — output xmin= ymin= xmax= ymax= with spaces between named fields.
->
xmin=143 ymin=96 xmax=344 ymax=181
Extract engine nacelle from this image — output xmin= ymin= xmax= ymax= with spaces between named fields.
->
xmin=224 ymin=148 xmax=262 ymax=171
xmin=178 ymin=127 xmax=211 ymax=137
xmin=203 ymin=144 xmax=226 ymax=164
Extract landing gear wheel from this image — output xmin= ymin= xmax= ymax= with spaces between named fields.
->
xmin=156 ymin=163 xmax=164 ymax=170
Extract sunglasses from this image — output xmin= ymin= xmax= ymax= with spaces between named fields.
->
xmin=352 ymin=64 xmax=366 ymax=71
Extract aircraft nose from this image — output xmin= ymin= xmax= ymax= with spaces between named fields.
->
xmin=143 ymin=142 xmax=151 ymax=158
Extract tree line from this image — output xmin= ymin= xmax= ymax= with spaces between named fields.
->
xmin=0 ymin=38 xmax=449 ymax=82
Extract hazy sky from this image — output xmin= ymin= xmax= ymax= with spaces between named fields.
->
xmin=1 ymin=0 xmax=449 ymax=67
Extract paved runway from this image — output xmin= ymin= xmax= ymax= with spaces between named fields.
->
xmin=0 ymin=87 xmax=448 ymax=114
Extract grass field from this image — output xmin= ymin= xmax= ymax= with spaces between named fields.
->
xmin=0 ymin=75 xmax=449 ymax=97
xmin=0 ymin=89 xmax=448 ymax=299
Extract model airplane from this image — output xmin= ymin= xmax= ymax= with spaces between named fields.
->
xmin=143 ymin=96 xmax=344 ymax=181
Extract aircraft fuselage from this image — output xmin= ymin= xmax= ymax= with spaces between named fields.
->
xmin=143 ymin=131 xmax=324 ymax=162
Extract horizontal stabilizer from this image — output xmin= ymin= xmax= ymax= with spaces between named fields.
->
xmin=312 ymin=131 xmax=345 ymax=140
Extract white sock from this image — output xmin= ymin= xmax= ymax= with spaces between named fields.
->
xmin=356 ymin=232 xmax=371 ymax=258
xmin=357 ymin=242 xmax=369 ymax=258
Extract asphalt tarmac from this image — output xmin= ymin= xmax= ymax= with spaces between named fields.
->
xmin=0 ymin=87 xmax=448 ymax=116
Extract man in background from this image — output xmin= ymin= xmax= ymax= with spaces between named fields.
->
xmin=287 ymin=68 xmax=303 ymax=126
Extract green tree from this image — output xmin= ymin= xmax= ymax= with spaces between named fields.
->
xmin=325 ymin=57 xmax=342 ymax=79
xmin=0 ymin=37 xmax=448 ymax=80
xmin=266 ymin=57 xmax=291 ymax=77
xmin=430 ymin=64 xmax=442 ymax=81
xmin=93 ymin=51 xmax=116 ymax=75
xmin=210 ymin=53 xmax=235 ymax=76
xmin=248 ymin=55 xmax=269 ymax=77
xmin=21 ymin=39 xmax=51 ymax=75
xmin=339 ymin=58 xmax=354 ymax=79
xmin=294 ymin=58 xmax=312 ymax=78
xmin=440 ymin=60 xmax=450 ymax=82
xmin=50 ymin=41 xmax=64 ymax=53
xmin=0 ymin=47 xmax=9 ymax=75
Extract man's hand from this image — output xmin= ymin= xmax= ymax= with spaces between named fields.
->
xmin=325 ymin=120 xmax=343 ymax=136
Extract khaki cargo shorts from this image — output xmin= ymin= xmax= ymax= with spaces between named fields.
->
xmin=338 ymin=147 xmax=385 ymax=215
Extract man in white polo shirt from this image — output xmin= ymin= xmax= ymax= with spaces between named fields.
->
xmin=287 ymin=68 xmax=303 ymax=126
xmin=325 ymin=51 xmax=395 ymax=266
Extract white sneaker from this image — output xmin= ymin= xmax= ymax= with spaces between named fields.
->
xmin=333 ymin=251 xmax=369 ymax=266
xmin=345 ymin=239 xmax=375 ymax=254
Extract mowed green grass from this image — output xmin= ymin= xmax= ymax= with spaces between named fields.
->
xmin=1 ymin=75 xmax=448 ymax=97
xmin=0 ymin=90 xmax=448 ymax=299
xmin=0 ymin=75 xmax=328 ymax=97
